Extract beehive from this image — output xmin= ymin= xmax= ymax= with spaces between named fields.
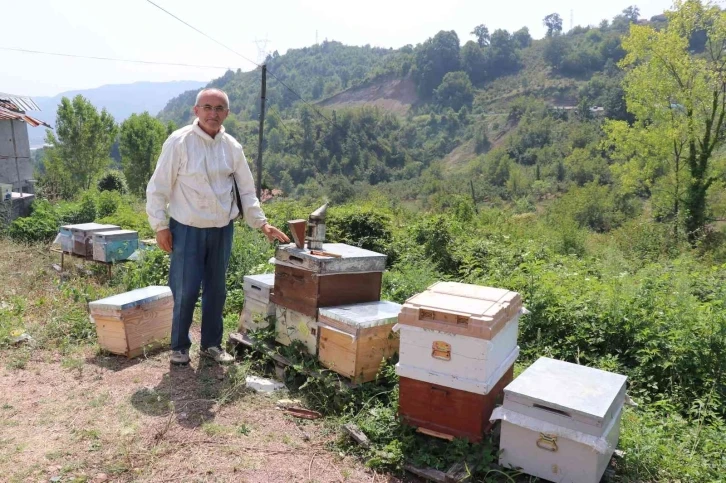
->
xmin=396 ymin=290 xmax=523 ymax=393
xmin=274 ymin=305 xmax=318 ymax=355
xmin=238 ymin=273 xmax=276 ymax=333
xmin=492 ymin=357 xmax=627 ymax=483
xmin=92 ymin=230 xmax=139 ymax=263
xmin=398 ymin=360 xmax=515 ymax=442
xmin=270 ymin=243 xmax=386 ymax=318
xmin=318 ymin=301 xmax=401 ymax=383
xmin=89 ymin=286 xmax=173 ymax=358
xmin=69 ymin=223 xmax=120 ymax=257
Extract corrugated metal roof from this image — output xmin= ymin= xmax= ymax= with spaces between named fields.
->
xmin=0 ymin=93 xmax=41 ymax=112
xmin=0 ymin=106 xmax=51 ymax=128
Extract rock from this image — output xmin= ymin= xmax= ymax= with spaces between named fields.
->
xmin=11 ymin=333 xmax=33 ymax=346
xmin=245 ymin=375 xmax=285 ymax=394
xmin=94 ymin=472 xmax=108 ymax=482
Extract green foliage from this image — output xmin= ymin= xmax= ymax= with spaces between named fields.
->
xmin=7 ymin=200 xmax=59 ymax=243
xmin=97 ymin=201 xmax=154 ymax=238
xmin=119 ymin=112 xmax=168 ymax=195
xmin=413 ymin=30 xmax=462 ymax=97
xmin=434 ymin=71 xmax=474 ymax=111
xmin=97 ymin=170 xmax=129 ymax=194
xmin=327 ymin=206 xmax=394 ymax=262
xmin=97 ymin=190 xmax=121 ymax=218
xmin=41 ymin=95 xmax=117 ymax=194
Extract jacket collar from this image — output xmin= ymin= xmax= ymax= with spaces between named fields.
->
xmin=192 ymin=118 xmax=225 ymax=142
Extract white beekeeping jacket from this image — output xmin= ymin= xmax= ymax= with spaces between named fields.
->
xmin=146 ymin=118 xmax=267 ymax=232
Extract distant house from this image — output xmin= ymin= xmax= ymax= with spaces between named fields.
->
xmin=0 ymin=93 xmax=51 ymax=222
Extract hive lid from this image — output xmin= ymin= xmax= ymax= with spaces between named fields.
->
xmin=89 ymin=286 xmax=172 ymax=311
xmin=403 ymin=291 xmax=506 ymax=319
xmin=243 ymin=273 xmax=275 ymax=289
xmin=427 ymin=282 xmax=521 ymax=308
xmin=503 ymin=357 xmax=627 ymax=426
xmin=93 ymin=230 xmax=138 ymax=239
xmin=68 ymin=223 xmax=120 ymax=233
xmin=319 ymin=301 xmax=402 ymax=333
xmin=275 ymin=243 xmax=386 ymax=274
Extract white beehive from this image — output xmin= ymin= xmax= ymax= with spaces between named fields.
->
xmin=274 ymin=305 xmax=318 ymax=355
xmin=239 ymin=273 xmax=276 ymax=332
xmin=492 ymin=357 xmax=627 ymax=483
xmin=395 ymin=315 xmax=521 ymax=394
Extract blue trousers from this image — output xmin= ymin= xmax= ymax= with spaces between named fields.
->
xmin=168 ymin=218 xmax=233 ymax=351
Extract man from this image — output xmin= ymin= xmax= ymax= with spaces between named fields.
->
xmin=146 ymin=88 xmax=289 ymax=365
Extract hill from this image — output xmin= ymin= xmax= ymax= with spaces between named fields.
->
xmin=27 ymin=80 xmax=206 ymax=148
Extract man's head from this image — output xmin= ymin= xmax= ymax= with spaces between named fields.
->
xmin=194 ymin=88 xmax=230 ymax=136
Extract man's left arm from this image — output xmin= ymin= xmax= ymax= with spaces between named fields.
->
xmin=234 ymin=146 xmax=290 ymax=243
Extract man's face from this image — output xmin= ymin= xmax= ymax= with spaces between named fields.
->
xmin=194 ymin=91 xmax=229 ymax=134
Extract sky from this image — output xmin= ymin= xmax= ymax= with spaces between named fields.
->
xmin=2 ymin=0 xmax=677 ymax=97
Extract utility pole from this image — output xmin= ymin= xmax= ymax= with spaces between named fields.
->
xmin=256 ymin=64 xmax=267 ymax=201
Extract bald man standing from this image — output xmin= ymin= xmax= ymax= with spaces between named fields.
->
xmin=146 ymin=88 xmax=289 ymax=365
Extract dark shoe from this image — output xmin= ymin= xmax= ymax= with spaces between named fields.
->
xmin=170 ymin=349 xmax=190 ymax=365
xmin=200 ymin=346 xmax=234 ymax=365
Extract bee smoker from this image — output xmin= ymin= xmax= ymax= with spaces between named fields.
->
xmin=306 ymin=203 xmax=328 ymax=250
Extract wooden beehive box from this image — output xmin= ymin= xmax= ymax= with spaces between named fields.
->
xmin=69 ymin=223 xmax=120 ymax=257
xmin=270 ymin=264 xmax=382 ymax=317
xmin=238 ymin=273 xmax=276 ymax=332
xmin=398 ymin=362 xmax=514 ymax=443
xmin=92 ymin=230 xmax=139 ymax=263
xmin=274 ymin=305 xmax=319 ymax=355
xmin=89 ymin=286 xmax=173 ymax=358
xmin=426 ymin=282 xmax=522 ymax=320
xmin=493 ymin=357 xmax=627 ymax=483
xmin=318 ymin=301 xmax=401 ymax=383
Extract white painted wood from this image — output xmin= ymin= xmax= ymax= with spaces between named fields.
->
xmin=396 ymin=345 xmax=519 ymax=395
xmin=503 ymin=357 xmax=627 ymax=436
xmin=243 ymin=273 xmax=275 ymax=302
xmin=427 ymin=281 xmax=522 ymax=316
xmin=239 ymin=297 xmax=276 ymax=332
xmin=275 ymin=243 xmax=386 ymax=274
xmin=396 ymin=315 xmax=519 ymax=391
xmin=498 ymin=406 xmax=623 ymax=483
xmin=275 ymin=306 xmax=319 ymax=355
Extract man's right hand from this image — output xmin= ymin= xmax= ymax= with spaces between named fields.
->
xmin=157 ymin=228 xmax=172 ymax=253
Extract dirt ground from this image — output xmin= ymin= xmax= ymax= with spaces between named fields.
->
xmin=0 ymin=338 xmax=404 ymax=483
xmin=0 ymin=240 xmax=403 ymax=482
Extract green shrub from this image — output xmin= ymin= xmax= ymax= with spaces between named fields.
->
xmin=98 ymin=202 xmax=154 ymax=238
xmin=78 ymin=191 xmax=97 ymax=222
xmin=327 ymin=206 xmax=394 ymax=263
xmin=7 ymin=199 xmax=59 ymax=243
xmin=97 ymin=190 xmax=121 ymax=218
xmin=97 ymin=170 xmax=129 ymax=194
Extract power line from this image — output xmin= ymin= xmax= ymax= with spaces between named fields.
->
xmin=145 ymin=0 xmax=335 ymax=125
xmin=0 ymin=46 xmax=238 ymax=70
xmin=146 ymin=0 xmax=259 ymax=69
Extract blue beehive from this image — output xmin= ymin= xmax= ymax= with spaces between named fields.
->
xmin=92 ymin=230 xmax=139 ymax=263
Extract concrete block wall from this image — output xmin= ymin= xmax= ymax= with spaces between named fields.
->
xmin=0 ymin=119 xmax=33 ymax=191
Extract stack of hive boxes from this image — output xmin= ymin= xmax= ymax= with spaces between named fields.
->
xmin=238 ymin=273 xmax=276 ymax=333
xmin=396 ymin=281 xmax=523 ymax=442
xmin=58 ymin=223 xmax=120 ymax=257
xmin=492 ymin=357 xmax=627 ymax=483
xmin=89 ymin=286 xmax=173 ymax=358
xmin=269 ymin=243 xmax=387 ymax=357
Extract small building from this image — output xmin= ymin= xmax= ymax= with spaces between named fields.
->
xmin=0 ymin=93 xmax=51 ymax=223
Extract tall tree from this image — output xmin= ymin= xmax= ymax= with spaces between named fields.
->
xmin=119 ymin=112 xmax=168 ymax=195
xmin=471 ymin=24 xmax=490 ymax=47
xmin=42 ymin=95 xmax=117 ymax=193
xmin=544 ymin=13 xmax=563 ymax=37
xmin=414 ymin=30 xmax=461 ymax=97
xmin=611 ymin=0 xmax=726 ymax=242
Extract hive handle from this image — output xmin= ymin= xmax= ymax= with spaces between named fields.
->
xmin=536 ymin=433 xmax=558 ymax=452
